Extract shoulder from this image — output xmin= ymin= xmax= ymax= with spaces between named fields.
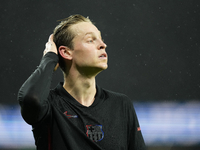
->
xmin=102 ymin=88 xmax=133 ymax=105
xmin=102 ymin=88 xmax=129 ymax=99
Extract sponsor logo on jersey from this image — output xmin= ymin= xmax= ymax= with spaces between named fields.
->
xmin=63 ymin=111 xmax=78 ymax=119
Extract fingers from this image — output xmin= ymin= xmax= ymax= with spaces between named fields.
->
xmin=43 ymin=34 xmax=59 ymax=71
xmin=48 ymin=34 xmax=54 ymax=42
xmin=43 ymin=34 xmax=58 ymax=56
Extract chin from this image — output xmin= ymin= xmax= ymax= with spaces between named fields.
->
xmin=103 ymin=65 xmax=108 ymax=70
xmin=100 ymin=64 xmax=108 ymax=70
xmin=94 ymin=65 xmax=108 ymax=75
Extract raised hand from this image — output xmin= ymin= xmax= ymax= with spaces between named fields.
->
xmin=43 ymin=34 xmax=58 ymax=56
xmin=43 ymin=34 xmax=59 ymax=71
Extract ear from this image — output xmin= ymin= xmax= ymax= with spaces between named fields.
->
xmin=58 ymin=46 xmax=72 ymax=60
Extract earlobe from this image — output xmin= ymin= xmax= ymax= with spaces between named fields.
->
xmin=58 ymin=46 xmax=72 ymax=60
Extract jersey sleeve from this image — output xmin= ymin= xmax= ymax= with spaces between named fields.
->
xmin=127 ymin=100 xmax=146 ymax=150
xmin=17 ymin=52 xmax=59 ymax=125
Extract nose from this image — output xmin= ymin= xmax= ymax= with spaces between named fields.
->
xmin=98 ymin=39 xmax=107 ymax=50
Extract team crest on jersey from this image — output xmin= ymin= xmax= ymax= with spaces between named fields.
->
xmin=86 ymin=125 xmax=104 ymax=142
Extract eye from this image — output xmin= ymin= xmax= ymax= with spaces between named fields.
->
xmin=87 ymin=38 xmax=95 ymax=43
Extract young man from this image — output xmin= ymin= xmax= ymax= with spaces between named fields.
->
xmin=18 ymin=14 xmax=146 ymax=150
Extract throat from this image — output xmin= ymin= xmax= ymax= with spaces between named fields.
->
xmin=73 ymin=85 xmax=96 ymax=107
xmin=63 ymin=77 xmax=97 ymax=107
xmin=79 ymin=97 xmax=95 ymax=107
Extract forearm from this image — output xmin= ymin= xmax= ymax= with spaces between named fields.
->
xmin=17 ymin=52 xmax=58 ymax=124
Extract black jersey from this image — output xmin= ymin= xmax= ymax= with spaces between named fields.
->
xmin=18 ymin=52 xmax=146 ymax=150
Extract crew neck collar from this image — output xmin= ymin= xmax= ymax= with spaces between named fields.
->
xmin=54 ymin=82 xmax=104 ymax=108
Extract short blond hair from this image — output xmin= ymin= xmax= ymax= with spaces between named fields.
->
xmin=53 ymin=14 xmax=92 ymax=71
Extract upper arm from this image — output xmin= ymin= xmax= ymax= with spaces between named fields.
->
xmin=19 ymin=92 xmax=50 ymax=125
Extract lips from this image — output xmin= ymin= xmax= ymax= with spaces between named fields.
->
xmin=99 ymin=53 xmax=107 ymax=58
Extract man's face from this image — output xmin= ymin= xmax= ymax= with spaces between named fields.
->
xmin=70 ymin=22 xmax=108 ymax=75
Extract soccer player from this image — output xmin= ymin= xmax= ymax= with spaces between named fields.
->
xmin=18 ymin=14 xmax=146 ymax=150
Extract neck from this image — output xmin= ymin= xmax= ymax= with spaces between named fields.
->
xmin=63 ymin=71 xmax=97 ymax=107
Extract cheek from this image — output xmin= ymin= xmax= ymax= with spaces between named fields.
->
xmin=73 ymin=43 xmax=97 ymax=59
xmin=80 ymin=45 xmax=96 ymax=57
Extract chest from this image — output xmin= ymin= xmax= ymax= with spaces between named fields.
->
xmin=58 ymin=101 xmax=129 ymax=149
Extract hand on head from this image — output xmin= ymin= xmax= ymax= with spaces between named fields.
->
xmin=43 ymin=34 xmax=58 ymax=56
xmin=43 ymin=34 xmax=59 ymax=71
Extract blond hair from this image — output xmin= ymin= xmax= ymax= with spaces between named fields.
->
xmin=53 ymin=14 xmax=92 ymax=71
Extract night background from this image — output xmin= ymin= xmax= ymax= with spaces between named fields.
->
xmin=1 ymin=0 xmax=200 ymax=150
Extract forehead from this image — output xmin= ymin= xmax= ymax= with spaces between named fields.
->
xmin=71 ymin=22 xmax=101 ymax=37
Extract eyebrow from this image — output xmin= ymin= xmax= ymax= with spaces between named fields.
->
xmin=85 ymin=31 xmax=102 ymax=38
xmin=85 ymin=32 xmax=94 ymax=36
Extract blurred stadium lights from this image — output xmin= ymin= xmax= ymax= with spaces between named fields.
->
xmin=0 ymin=101 xmax=200 ymax=149
xmin=134 ymin=101 xmax=200 ymax=146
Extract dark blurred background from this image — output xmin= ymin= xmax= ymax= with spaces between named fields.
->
xmin=1 ymin=0 xmax=200 ymax=104
xmin=1 ymin=0 xmax=200 ymax=150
